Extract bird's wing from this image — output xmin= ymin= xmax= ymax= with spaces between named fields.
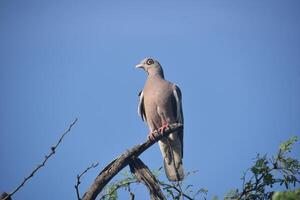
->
xmin=172 ymin=84 xmax=184 ymax=157
xmin=138 ymin=90 xmax=147 ymax=121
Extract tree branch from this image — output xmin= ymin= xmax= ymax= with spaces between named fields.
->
xmin=159 ymin=182 xmax=194 ymax=200
xmin=3 ymin=118 xmax=78 ymax=200
xmin=0 ymin=193 xmax=11 ymax=200
xmin=129 ymin=157 xmax=167 ymax=200
xmin=75 ymin=162 xmax=99 ymax=200
xmin=82 ymin=123 xmax=183 ymax=200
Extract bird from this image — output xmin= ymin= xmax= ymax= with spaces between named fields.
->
xmin=136 ymin=57 xmax=184 ymax=181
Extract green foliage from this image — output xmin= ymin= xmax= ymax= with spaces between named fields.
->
xmin=272 ymin=189 xmax=300 ymax=200
xmin=158 ymin=170 xmax=207 ymax=200
xmin=99 ymin=168 xmax=206 ymax=200
xmin=99 ymin=136 xmax=299 ymax=199
xmin=279 ymin=136 xmax=297 ymax=153
xmin=166 ymin=170 xmax=207 ymax=198
xmin=100 ymin=171 xmax=137 ymax=200
xmin=225 ymin=136 xmax=300 ymax=200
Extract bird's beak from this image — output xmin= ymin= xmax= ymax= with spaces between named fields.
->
xmin=135 ymin=63 xmax=144 ymax=69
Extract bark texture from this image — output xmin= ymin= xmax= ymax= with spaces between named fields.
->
xmin=129 ymin=157 xmax=167 ymax=200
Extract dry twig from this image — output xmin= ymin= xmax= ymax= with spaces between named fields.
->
xmin=75 ymin=162 xmax=99 ymax=200
xmin=159 ymin=182 xmax=193 ymax=200
xmin=3 ymin=118 xmax=78 ymax=200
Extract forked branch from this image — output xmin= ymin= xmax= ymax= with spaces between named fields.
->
xmin=82 ymin=123 xmax=183 ymax=200
xmin=75 ymin=162 xmax=99 ymax=200
xmin=129 ymin=157 xmax=166 ymax=200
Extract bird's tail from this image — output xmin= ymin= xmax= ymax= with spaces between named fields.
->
xmin=163 ymin=148 xmax=184 ymax=181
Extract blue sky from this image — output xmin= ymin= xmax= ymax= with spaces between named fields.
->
xmin=1 ymin=0 xmax=300 ymax=199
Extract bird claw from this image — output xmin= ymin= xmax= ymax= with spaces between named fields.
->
xmin=148 ymin=132 xmax=157 ymax=141
xmin=158 ymin=122 xmax=169 ymax=134
xmin=147 ymin=122 xmax=169 ymax=141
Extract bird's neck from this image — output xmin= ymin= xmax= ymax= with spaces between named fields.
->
xmin=148 ymin=72 xmax=164 ymax=79
xmin=147 ymin=68 xmax=165 ymax=79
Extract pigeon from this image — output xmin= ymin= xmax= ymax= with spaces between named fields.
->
xmin=136 ymin=57 xmax=184 ymax=181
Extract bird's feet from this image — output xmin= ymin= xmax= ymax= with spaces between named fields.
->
xmin=147 ymin=122 xmax=170 ymax=141
xmin=158 ymin=122 xmax=170 ymax=134
xmin=148 ymin=132 xmax=157 ymax=141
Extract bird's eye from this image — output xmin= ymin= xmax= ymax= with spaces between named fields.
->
xmin=146 ymin=59 xmax=154 ymax=65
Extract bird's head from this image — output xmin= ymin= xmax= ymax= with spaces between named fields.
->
xmin=136 ymin=57 xmax=164 ymax=78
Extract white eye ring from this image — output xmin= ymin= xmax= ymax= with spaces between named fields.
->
xmin=146 ymin=59 xmax=154 ymax=65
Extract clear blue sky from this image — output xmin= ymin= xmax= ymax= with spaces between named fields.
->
xmin=1 ymin=0 xmax=300 ymax=199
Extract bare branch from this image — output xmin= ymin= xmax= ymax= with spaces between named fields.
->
xmin=75 ymin=162 xmax=99 ymax=200
xmin=130 ymin=192 xmax=135 ymax=200
xmin=82 ymin=123 xmax=183 ymax=200
xmin=0 ymin=193 xmax=11 ymax=200
xmin=128 ymin=184 xmax=135 ymax=200
xmin=129 ymin=157 xmax=166 ymax=200
xmin=3 ymin=118 xmax=78 ymax=200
